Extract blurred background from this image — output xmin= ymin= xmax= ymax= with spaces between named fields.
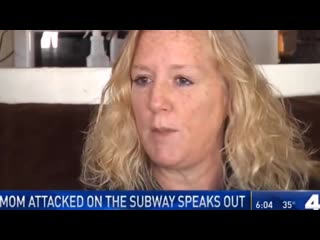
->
xmin=1 ymin=30 xmax=320 ymax=68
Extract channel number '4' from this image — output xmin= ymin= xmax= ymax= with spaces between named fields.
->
xmin=305 ymin=194 xmax=320 ymax=210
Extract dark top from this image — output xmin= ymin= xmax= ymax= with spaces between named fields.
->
xmin=308 ymin=177 xmax=320 ymax=190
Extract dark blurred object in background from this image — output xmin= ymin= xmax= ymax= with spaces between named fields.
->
xmin=279 ymin=30 xmax=320 ymax=64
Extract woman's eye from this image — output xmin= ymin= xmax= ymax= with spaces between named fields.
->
xmin=176 ymin=77 xmax=194 ymax=86
xmin=133 ymin=76 xmax=152 ymax=86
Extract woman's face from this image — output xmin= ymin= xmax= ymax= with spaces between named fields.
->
xmin=131 ymin=30 xmax=228 ymax=169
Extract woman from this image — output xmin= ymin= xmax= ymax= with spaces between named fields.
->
xmin=80 ymin=30 xmax=319 ymax=190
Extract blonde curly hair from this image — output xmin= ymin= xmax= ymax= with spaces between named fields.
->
xmin=80 ymin=30 xmax=318 ymax=190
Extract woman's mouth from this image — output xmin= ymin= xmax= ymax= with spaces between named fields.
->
xmin=151 ymin=127 xmax=178 ymax=136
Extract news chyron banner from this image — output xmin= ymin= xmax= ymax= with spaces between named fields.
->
xmin=0 ymin=191 xmax=319 ymax=210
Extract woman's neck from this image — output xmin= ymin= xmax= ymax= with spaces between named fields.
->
xmin=152 ymin=157 xmax=224 ymax=190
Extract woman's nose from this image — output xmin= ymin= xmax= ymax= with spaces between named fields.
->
xmin=148 ymin=82 xmax=172 ymax=113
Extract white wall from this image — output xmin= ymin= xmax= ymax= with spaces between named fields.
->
xmin=0 ymin=30 xmax=14 ymax=68
xmin=240 ymin=30 xmax=279 ymax=64
xmin=258 ymin=64 xmax=320 ymax=96
xmin=0 ymin=68 xmax=111 ymax=104
xmin=0 ymin=65 xmax=320 ymax=104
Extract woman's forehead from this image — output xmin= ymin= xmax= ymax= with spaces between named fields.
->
xmin=133 ymin=30 xmax=214 ymax=62
xmin=137 ymin=30 xmax=209 ymax=44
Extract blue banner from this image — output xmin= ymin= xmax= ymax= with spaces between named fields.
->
xmin=0 ymin=190 xmax=319 ymax=210
xmin=0 ymin=190 xmax=250 ymax=210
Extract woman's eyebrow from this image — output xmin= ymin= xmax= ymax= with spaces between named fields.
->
xmin=169 ymin=64 xmax=204 ymax=73
xmin=169 ymin=64 xmax=192 ymax=70
xmin=131 ymin=64 xmax=153 ymax=73
xmin=131 ymin=64 xmax=201 ymax=75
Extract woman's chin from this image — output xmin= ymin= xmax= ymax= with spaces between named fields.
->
xmin=149 ymin=151 xmax=185 ymax=169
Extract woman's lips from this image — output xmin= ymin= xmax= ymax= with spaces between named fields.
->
xmin=151 ymin=127 xmax=178 ymax=137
